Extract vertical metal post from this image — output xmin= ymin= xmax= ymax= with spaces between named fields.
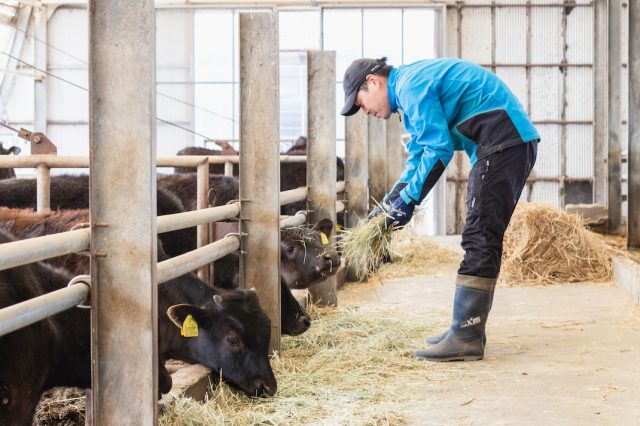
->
xmin=629 ymin=0 xmax=640 ymax=248
xmin=36 ymin=164 xmax=50 ymax=212
xmin=385 ymin=115 xmax=404 ymax=189
xmin=224 ymin=161 xmax=234 ymax=176
xmin=34 ymin=7 xmax=47 ymax=134
xmin=609 ymin=0 xmax=623 ymax=233
xmin=239 ymin=12 xmax=281 ymax=352
xmin=89 ymin=1 xmax=158 ymax=424
xmin=307 ymin=50 xmax=337 ymax=306
xmin=367 ymin=116 xmax=387 ymax=205
xmin=345 ymin=112 xmax=369 ymax=227
xmin=196 ymin=160 xmax=210 ymax=283
xmin=594 ymin=0 xmax=609 ymax=206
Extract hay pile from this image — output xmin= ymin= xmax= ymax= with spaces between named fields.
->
xmin=501 ymin=203 xmax=612 ymax=285
xmin=160 ymin=304 xmax=449 ymax=426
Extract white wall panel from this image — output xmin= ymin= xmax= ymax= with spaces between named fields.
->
xmin=533 ymin=125 xmax=561 ymax=177
xmin=6 ymin=37 xmax=34 ymax=122
xmin=157 ymin=9 xmax=193 ymax=83
xmin=363 ymin=9 xmax=402 ymax=62
xmin=565 ymin=67 xmax=593 ymax=121
xmin=460 ymin=8 xmax=491 ymax=63
xmin=157 ymin=123 xmax=192 ymax=157
xmin=530 ymin=68 xmax=561 ymax=120
xmin=566 ymin=124 xmax=593 ymax=179
xmin=531 ymin=8 xmax=562 ymax=63
xmin=47 ymin=69 xmax=88 ymax=121
xmin=47 ymin=124 xmax=89 ymax=175
xmin=566 ymin=6 xmax=593 ymax=63
xmin=156 ymin=83 xmax=193 ymax=124
xmin=495 ymin=7 xmax=526 ymax=64
xmin=193 ymin=83 xmax=235 ymax=141
xmin=49 ymin=8 xmax=88 ymax=65
xmin=324 ymin=9 xmax=362 ymax=81
xmin=496 ymin=67 xmax=527 ymax=111
xmin=530 ymin=182 xmax=560 ymax=209
xmin=195 ymin=11 xmax=234 ymax=82
xmin=403 ymin=9 xmax=436 ymax=63
xmin=279 ymin=11 xmax=320 ymax=50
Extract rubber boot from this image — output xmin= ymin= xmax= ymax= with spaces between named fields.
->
xmin=415 ymin=275 xmax=495 ymax=362
xmin=426 ymin=288 xmax=494 ymax=346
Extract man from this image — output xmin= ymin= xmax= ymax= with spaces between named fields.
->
xmin=341 ymin=57 xmax=539 ymax=362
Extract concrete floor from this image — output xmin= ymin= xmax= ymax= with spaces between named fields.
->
xmin=339 ymin=267 xmax=640 ymax=425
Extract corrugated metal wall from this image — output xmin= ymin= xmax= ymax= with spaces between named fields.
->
xmin=446 ymin=0 xmax=597 ymax=233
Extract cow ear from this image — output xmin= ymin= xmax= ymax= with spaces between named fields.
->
xmin=8 ymin=146 xmax=20 ymax=155
xmin=167 ymin=304 xmax=207 ymax=329
xmin=313 ymin=218 xmax=334 ymax=238
xmin=213 ymin=294 xmax=223 ymax=309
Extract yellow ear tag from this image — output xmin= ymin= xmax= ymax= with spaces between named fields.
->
xmin=181 ymin=314 xmax=199 ymax=337
xmin=335 ymin=224 xmax=343 ymax=232
xmin=319 ymin=231 xmax=329 ymax=245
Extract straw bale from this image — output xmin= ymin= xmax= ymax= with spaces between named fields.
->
xmin=500 ymin=203 xmax=612 ymax=285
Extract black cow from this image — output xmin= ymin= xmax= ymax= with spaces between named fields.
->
xmin=173 ymin=146 xmax=239 ymax=176
xmin=0 ymin=229 xmax=276 ymax=424
xmin=0 ymin=143 xmax=20 ymax=180
xmin=0 ymin=175 xmax=196 ymax=258
xmin=157 ymin=173 xmax=239 ymax=211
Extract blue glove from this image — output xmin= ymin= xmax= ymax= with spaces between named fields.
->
xmin=386 ymin=196 xmax=415 ymax=229
xmin=368 ymin=182 xmax=408 ymax=220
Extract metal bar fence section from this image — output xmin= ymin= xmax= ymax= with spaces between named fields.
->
xmin=0 ymin=282 xmax=89 ymax=338
xmin=157 ymin=235 xmax=240 ymax=284
xmin=0 ymin=229 xmax=90 ymax=272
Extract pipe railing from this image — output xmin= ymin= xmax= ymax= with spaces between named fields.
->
xmin=0 ymin=280 xmax=90 ymax=337
xmin=0 ymin=154 xmax=308 ymax=168
xmin=157 ymin=235 xmax=240 ymax=284
xmin=0 ymin=229 xmax=90 ymax=272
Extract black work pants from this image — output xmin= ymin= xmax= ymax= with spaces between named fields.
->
xmin=458 ymin=141 xmax=538 ymax=279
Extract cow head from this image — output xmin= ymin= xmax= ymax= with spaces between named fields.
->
xmin=166 ymin=288 xmax=276 ymax=397
xmin=280 ymin=218 xmax=341 ymax=290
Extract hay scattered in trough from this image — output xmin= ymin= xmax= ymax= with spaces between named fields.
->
xmin=338 ymin=215 xmax=395 ymax=281
xmin=34 ymin=387 xmax=86 ymax=425
xmin=159 ymin=304 xmax=450 ymax=426
xmin=500 ymin=203 xmax=612 ymax=285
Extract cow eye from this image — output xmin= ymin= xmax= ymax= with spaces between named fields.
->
xmin=286 ymin=246 xmax=295 ymax=255
xmin=226 ymin=335 xmax=240 ymax=346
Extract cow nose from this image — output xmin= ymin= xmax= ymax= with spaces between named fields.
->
xmin=254 ymin=380 xmax=276 ymax=397
xmin=302 ymin=316 xmax=311 ymax=328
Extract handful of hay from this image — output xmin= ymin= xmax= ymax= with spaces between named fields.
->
xmin=501 ymin=203 xmax=612 ymax=285
xmin=338 ymin=214 xmax=395 ymax=281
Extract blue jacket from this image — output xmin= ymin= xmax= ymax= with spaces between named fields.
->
xmin=387 ymin=58 xmax=540 ymax=205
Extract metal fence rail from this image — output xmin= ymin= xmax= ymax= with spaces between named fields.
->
xmin=157 ymin=236 xmax=240 ymax=284
xmin=0 ymin=281 xmax=89 ymax=337
xmin=0 ymin=229 xmax=90 ymax=272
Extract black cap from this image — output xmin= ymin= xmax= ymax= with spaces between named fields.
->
xmin=340 ymin=57 xmax=387 ymax=116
